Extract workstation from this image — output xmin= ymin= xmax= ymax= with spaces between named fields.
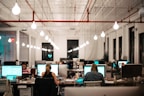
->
xmin=1 ymin=0 xmax=144 ymax=96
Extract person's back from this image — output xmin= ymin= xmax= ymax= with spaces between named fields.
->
xmin=83 ymin=64 xmax=105 ymax=85
xmin=84 ymin=71 xmax=104 ymax=81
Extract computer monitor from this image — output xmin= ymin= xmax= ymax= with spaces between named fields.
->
xmin=37 ymin=64 xmax=58 ymax=76
xmin=2 ymin=65 xmax=22 ymax=77
xmin=122 ymin=64 xmax=142 ymax=78
xmin=84 ymin=64 xmax=106 ymax=77
xmin=118 ymin=60 xmax=128 ymax=68
xmin=4 ymin=61 xmax=16 ymax=65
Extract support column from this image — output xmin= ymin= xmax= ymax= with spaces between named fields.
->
xmin=16 ymin=30 xmax=20 ymax=65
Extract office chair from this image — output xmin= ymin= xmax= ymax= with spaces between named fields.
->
xmin=0 ymin=79 xmax=13 ymax=96
xmin=35 ymin=78 xmax=58 ymax=96
xmin=84 ymin=81 xmax=102 ymax=86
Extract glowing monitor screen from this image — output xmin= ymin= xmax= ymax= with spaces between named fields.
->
xmin=37 ymin=64 xmax=58 ymax=76
xmin=84 ymin=65 xmax=106 ymax=77
xmin=2 ymin=65 xmax=22 ymax=77
xmin=118 ymin=61 xmax=128 ymax=68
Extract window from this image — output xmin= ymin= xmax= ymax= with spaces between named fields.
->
xmin=42 ymin=43 xmax=53 ymax=61
xmin=113 ymin=39 xmax=116 ymax=59
xmin=67 ymin=40 xmax=79 ymax=59
xmin=119 ymin=36 xmax=122 ymax=60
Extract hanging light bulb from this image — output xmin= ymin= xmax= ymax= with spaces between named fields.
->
xmin=8 ymin=38 xmax=12 ymax=43
xmin=86 ymin=41 xmax=89 ymax=45
xmin=94 ymin=35 xmax=98 ymax=40
xmin=12 ymin=2 xmax=21 ymax=15
xmin=101 ymin=31 xmax=105 ymax=37
xmin=45 ymin=35 xmax=49 ymax=40
xmin=22 ymin=43 xmax=25 ymax=46
xmin=40 ymin=30 xmax=45 ymax=36
xmin=31 ymin=21 xmax=37 ymax=29
xmin=113 ymin=21 xmax=119 ymax=30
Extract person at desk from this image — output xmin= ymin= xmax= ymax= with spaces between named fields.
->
xmin=22 ymin=63 xmax=30 ymax=74
xmin=42 ymin=63 xmax=59 ymax=85
xmin=84 ymin=64 xmax=105 ymax=85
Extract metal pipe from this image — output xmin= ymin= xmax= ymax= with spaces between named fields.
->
xmin=0 ymin=20 xmax=144 ymax=23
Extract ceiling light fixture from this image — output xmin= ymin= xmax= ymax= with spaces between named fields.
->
xmin=22 ymin=43 xmax=25 ymax=46
xmin=40 ymin=30 xmax=45 ymax=37
xmin=8 ymin=38 xmax=12 ymax=43
xmin=94 ymin=35 xmax=98 ymax=40
xmin=101 ymin=31 xmax=105 ymax=37
xmin=12 ymin=1 xmax=21 ymax=15
xmin=113 ymin=0 xmax=119 ymax=30
xmin=113 ymin=21 xmax=119 ymax=30
xmin=31 ymin=21 xmax=37 ymax=29
xmin=45 ymin=35 xmax=49 ymax=40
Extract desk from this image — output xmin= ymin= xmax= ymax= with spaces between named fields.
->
xmin=11 ymin=80 xmax=35 ymax=96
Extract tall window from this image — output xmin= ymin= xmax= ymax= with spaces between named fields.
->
xmin=67 ymin=40 xmax=79 ymax=59
xmin=119 ymin=36 xmax=122 ymax=60
xmin=139 ymin=33 xmax=144 ymax=65
xmin=113 ymin=39 xmax=116 ymax=59
xmin=129 ymin=27 xmax=135 ymax=63
xmin=42 ymin=43 xmax=53 ymax=61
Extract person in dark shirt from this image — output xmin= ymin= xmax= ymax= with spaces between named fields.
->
xmin=84 ymin=64 xmax=105 ymax=85
xmin=42 ymin=63 xmax=59 ymax=85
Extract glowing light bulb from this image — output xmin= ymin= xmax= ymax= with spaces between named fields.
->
xmin=40 ymin=31 xmax=45 ymax=36
xmin=31 ymin=21 xmax=37 ymax=29
xmin=94 ymin=35 xmax=98 ymax=40
xmin=22 ymin=43 xmax=25 ymax=46
xmin=101 ymin=31 xmax=105 ymax=37
xmin=8 ymin=38 xmax=12 ymax=43
xmin=12 ymin=2 xmax=21 ymax=15
xmin=86 ymin=41 xmax=89 ymax=45
xmin=0 ymin=36 xmax=1 ymax=40
xmin=113 ymin=21 xmax=119 ymax=30
xmin=45 ymin=36 xmax=49 ymax=40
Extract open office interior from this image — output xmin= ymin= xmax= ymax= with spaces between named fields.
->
xmin=0 ymin=0 xmax=144 ymax=96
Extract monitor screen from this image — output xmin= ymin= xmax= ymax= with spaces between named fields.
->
xmin=118 ymin=60 xmax=128 ymax=68
xmin=4 ymin=61 xmax=16 ymax=65
xmin=122 ymin=64 xmax=142 ymax=78
xmin=2 ymin=65 xmax=22 ymax=77
xmin=37 ymin=64 xmax=58 ymax=76
xmin=84 ymin=65 xmax=106 ymax=77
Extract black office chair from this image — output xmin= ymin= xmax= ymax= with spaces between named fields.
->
xmin=35 ymin=78 xmax=58 ymax=96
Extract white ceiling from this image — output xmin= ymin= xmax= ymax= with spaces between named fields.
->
xmin=0 ymin=0 xmax=143 ymax=36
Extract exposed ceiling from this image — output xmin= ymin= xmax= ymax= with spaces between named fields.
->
xmin=0 ymin=0 xmax=143 ymax=36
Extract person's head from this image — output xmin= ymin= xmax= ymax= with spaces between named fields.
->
xmin=45 ymin=63 xmax=51 ymax=72
xmin=22 ymin=63 xmax=27 ymax=70
xmin=91 ymin=64 xmax=98 ymax=72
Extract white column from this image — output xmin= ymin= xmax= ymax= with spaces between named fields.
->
xmin=16 ymin=30 xmax=20 ymax=65
xmin=28 ymin=35 xmax=31 ymax=68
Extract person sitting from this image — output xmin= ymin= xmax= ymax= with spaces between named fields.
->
xmin=22 ymin=63 xmax=30 ymax=74
xmin=42 ymin=63 xmax=59 ymax=85
xmin=84 ymin=64 xmax=105 ymax=85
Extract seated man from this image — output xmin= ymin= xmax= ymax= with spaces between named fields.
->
xmin=83 ymin=64 xmax=105 ymax=85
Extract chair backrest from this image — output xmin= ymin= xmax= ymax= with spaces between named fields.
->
xmin=35 ymin=78 xmax=57 ymax=96
xmin=84 ymin=81 xmax=102 ymax=86
xmin=0 ymin=79 xmax=13 ymax=96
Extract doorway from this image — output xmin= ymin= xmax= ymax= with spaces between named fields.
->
xmin=139 ymin=33 xmax=144 ymax=65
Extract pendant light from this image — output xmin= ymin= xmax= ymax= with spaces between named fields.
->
xmin=101 ymin=31 xmax=105 ymax=37
xmin=94 ymin=35 xmax=98 ymax=40
xmin=113 ymin=0 xmax=119 ymax=30
xmin=12 ymin=0 xmax=21 ymax=15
